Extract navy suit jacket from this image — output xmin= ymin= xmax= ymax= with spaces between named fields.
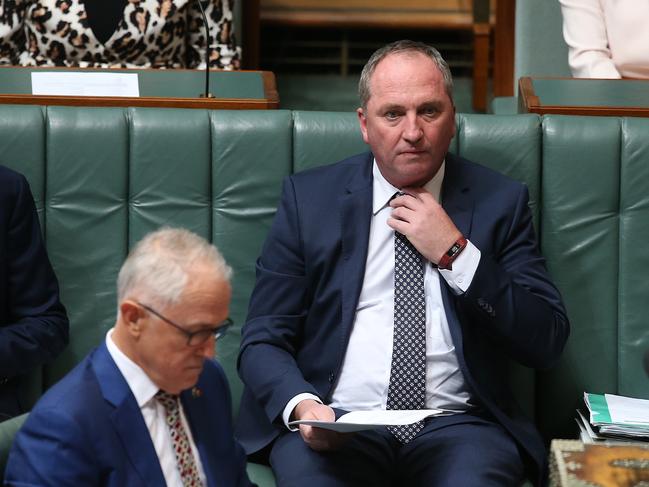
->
xmin=236 ymin=152 xmax=569 ymax=485
xmin=5 ymin=343 xmax=254 ymax=487
xmin=0 ymin=166 xmax=68 ymax=420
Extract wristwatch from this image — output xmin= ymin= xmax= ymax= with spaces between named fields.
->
xmin=438 ymin=236 xmax=468 ymax=270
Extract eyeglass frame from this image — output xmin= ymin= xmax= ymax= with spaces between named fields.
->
xmin=134 ymin=301 xmax=232 ymax=346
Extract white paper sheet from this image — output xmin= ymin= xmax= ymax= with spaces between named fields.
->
xmin=605 ymin=393 xmax=649 ymax=425
xmin=31 ymin=72 xmax=139 ymax=97
xmin=288 ymin=409 xmax=444 ymax=433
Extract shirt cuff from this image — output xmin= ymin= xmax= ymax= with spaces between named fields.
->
xmin=439 ymin=240 xmax=481 ymax=294
xmin=282 ymin=393 xmax=322 ymax=430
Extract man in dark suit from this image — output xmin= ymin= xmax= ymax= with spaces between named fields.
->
xmin=0 ymin=165 xmax=68 ymax=421
xmin=236 ymin=40 xmax=570 ymax=486
xmin=5 ymin=227 xmax=254 ymax=486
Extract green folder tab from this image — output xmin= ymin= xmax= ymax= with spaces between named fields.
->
xmin=585 ymin=393 xmax=612 ymax=424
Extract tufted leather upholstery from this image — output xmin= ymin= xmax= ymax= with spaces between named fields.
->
xmin=1 ymin=107 xmax=648 ymax=485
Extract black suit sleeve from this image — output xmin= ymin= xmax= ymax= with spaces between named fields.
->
xmin=0 ymin=171 xmax=69 ymax=378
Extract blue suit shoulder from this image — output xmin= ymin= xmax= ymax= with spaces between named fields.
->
xmin=196 ymin=359 xmax=229 ymax=393
xmin=23 ymin=351 xmax=104 ymax=420
xmin=448 ymin=152 xmax=527 ymax=191
xmin=202 ymin=356 xmax=226 ymax=376
xmin=290 ymin=152 xmax=372 ymax=185
xmin=0 ymin=165 xmax=25 ymax=184
xmin=4 ymin=352 xmax=106 ymax=485
xmin=0 ymin=165 xmax=30 ymax=208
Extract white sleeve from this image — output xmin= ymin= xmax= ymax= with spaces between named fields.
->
xmin=282 ymin=393 xmax=322 ymax=430
xmin=439 ymin=240 xmax=481 ymax=294
xmin=559 ymin=0 xmax=621 ymax=78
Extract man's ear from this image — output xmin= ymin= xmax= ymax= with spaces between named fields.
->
xmin=120 ymin=300 xmax=144 ymax=338
xmin=357 ymin=107 xmax=370 ymax=145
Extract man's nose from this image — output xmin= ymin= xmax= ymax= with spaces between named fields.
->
xmin=403 ymin=115 xmax=423 ymax=143
xmin=198 ymin=335 xmax=216 ymax=359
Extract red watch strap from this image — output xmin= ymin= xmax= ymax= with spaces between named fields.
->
xmin=438 ymin=236 xmax=468 ymax=270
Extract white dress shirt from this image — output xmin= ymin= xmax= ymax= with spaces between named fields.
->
xmin=283 ymin=161 xmax=480 ymax=427
xmin=560 ymin=0 xmax=649 ymax=78
xmin=106 ymin=330 xmax=207 ymax=486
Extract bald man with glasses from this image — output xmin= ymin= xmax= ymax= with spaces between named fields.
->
xmin=5 ymin=227 xmax=255 ymax=487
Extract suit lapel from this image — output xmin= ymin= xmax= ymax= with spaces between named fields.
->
xmin=92 ymin=343 xmax=166 ymax=487
xmin=340 ymin=154 xmax=374 ymax=350
xmin=441 ymin=153 xmax=474 ymax=239
xmin=181 ymin=387 xmax=217 ymax=487
xmin=440 ymin=154 xmax=475 ymax=363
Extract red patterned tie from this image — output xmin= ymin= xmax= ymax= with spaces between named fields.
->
xmin=156 ymin=391 xmax=203 ymax=487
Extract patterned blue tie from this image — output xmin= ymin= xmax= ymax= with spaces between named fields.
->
xmin=386 ymin=219 xmax=427 ymax=443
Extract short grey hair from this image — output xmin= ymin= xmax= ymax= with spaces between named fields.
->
xmin=358 ymin=40 xmax=454 ymax=110
xmin=117 ymin=227 xmax=232 ymax=307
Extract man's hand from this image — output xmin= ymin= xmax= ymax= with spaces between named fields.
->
xmin=388 ymin=187 xmax=462 ymax=264
xmin=292 ymin=399 xmax=349 ymax=451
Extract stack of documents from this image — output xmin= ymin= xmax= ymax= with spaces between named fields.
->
xmin=577 ymin=392 xmax=649 ymax=443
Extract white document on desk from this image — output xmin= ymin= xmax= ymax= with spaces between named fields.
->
xmin=288 ymin=409 xmax=444 ymax=433
xmin=605 ymin=394 xmax=649 ymax=425
xmin=31 ymin=72 xmax=139 ymax=97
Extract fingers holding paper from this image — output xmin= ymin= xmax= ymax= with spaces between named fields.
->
xmin=293 ymin=399 xmax=349 ymax=451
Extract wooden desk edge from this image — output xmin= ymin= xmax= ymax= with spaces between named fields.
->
xmin=0 ymin=65 xmax=274 ymax=76
xmin=0 ymin=66 xmax=280 ymax=110
xmin=0 ymin=94 xmax=279 ymax=110
xmin=262 ymin=71 xmax=280 ymax=106
xmin=526 ymin=105 xmax=649 ymax=117
xmin=518 ymin=77 xmax=540 ymax=114
xmin=518 ymin=76 xmax=649 ymax=117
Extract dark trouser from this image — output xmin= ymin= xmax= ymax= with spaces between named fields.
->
xmin=0 ymin=381 xmax=23 ymax=423
xmin=270 ymin=411 xmax=525 ymax=487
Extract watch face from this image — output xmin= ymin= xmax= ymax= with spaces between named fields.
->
xmin=448 ymin=243 xmax=461 ymax=255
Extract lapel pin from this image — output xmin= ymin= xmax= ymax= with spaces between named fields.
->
xmin=191 ymin=387 xmax=202 ymax=398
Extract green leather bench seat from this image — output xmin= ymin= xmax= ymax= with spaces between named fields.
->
xmin=1 ymin=107 xmax=648 ymax=485
xmin=539 ymin=116 xmax=649 ymax=440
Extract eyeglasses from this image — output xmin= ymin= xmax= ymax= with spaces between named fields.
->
xmin=135 ymin=301 xmax=232 ymax=346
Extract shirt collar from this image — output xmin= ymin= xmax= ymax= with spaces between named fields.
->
xmin=105 ymin=328 xmax=160 ymax=408
xmin=372 ymin=159 xmax=446 ymax=215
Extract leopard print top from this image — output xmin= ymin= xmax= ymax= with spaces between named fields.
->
xmin=0 ymin=0 xmax=240 ymax=69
